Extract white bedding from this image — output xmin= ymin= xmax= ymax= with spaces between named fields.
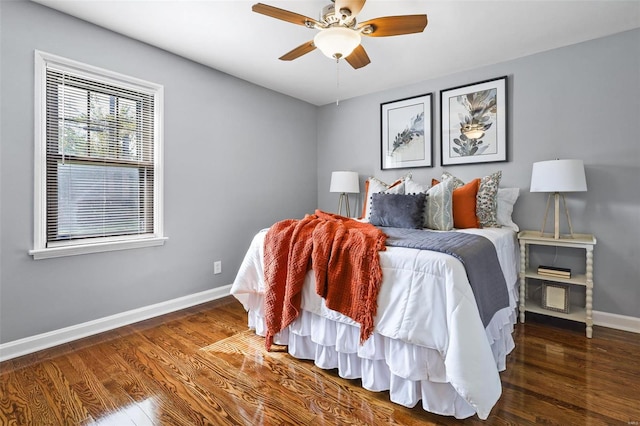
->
xmin=231 ymin=227 xmax=519 ymax=419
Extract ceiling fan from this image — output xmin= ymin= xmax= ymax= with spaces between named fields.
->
xmin=252 ymin=0 xmax=428 ymax=69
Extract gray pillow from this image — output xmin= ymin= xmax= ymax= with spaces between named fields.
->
xmin=369 ymin=192 xmax=426 ymax=229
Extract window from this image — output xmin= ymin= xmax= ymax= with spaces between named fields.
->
xmin=30 ymin=51 xmax=165 ymax=259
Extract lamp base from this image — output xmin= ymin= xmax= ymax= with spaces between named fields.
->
xmin=540 ymin=192 xmax=575 ymax=239
xmin=337 ymin=193 xmax=351 ymax=217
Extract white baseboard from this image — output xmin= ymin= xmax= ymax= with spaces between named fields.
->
xmin=0 ymin=285 xmax=232 ymax=362
xmin=593 ymin=310 xmax=640 ymax=334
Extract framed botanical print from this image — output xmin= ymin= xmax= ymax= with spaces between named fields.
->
xmin=380 ymin=93 xmax=433 ymax=170
xmin=440 ymin=76 xmax=507 ymax=165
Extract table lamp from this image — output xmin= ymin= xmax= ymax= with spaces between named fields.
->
xmin=530 ymin=159 xmax=587 ymax=239
xmin=330 ymin=171 xmax=359 ymax=217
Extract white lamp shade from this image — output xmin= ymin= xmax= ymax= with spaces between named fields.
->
xmin=314 ymin=27 xmax=361 ymax=59
xmin=330 ymin=171 xmax=359 ymax=193
xmin=530 ymin=159 xmax=587 ymax=193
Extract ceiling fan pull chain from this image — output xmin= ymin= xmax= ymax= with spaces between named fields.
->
xmin=336 ymin=58 xmax=340 ymax=106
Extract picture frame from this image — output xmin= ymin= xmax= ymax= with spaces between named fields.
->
xmin=440 ymin=76 xmax=507 ymax=166
xmin=380 ymin=93 xmax=433 ymax=170
xmin=541 ymin=282 xmax=570 ymax=314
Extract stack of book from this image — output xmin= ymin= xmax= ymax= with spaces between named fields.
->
xmin=537 ymin=265 xmax=571 ymax=278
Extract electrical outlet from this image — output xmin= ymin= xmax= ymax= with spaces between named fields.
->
xmin=214 ymin=260 xmax=222 ymax=274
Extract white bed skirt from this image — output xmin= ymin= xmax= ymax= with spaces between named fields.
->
xmin=244 ymin=282 xmax=517 ymax=420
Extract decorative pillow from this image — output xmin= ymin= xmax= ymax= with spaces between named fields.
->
xmin=441 ymin=171 xmax=502 ymax=228
xmin=424 ymin=178 xmax=454 ymax=231
xmin=404 ymin=175 xmax=430 ymax=195
xmin=452 ymin=179 xmax=480 ymax=229
xmin=497 ymin=187 xmax=520 ymax=231
xmin=369 ymin=193 xmax=427 ymax=229
xmin=361 ymin=175 xmax=408 ymax=221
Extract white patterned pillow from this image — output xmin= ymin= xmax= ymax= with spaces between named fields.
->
xmin=425 ymin=178 xmax=454 ymax=230
xmin=404 ymin=175 xmax=430 ymax=195
xmin=497 ymin=187 xmax=520 ymax=231
xmin=361 ymin=176 xmax=407 ymax=221
xmin=441 ymin=171 xmax=502 ymax=227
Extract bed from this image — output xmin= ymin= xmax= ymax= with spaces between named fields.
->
xmin=231 ymin=173 xmax=520 ymax=420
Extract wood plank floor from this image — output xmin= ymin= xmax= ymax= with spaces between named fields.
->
xmin=1 ymin=296 xmax=639 ymax=425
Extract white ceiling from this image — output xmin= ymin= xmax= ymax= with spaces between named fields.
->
xmin=32 ymin=0 xmax=640 ymax=106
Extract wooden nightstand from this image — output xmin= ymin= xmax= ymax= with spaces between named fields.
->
xmin=517 ymin=230 xmax=597 ymax=338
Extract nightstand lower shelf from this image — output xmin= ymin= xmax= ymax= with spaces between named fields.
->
xmin=523 ymin=298 xmax=586 ymax=323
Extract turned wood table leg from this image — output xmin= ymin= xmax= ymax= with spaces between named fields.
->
xmin=586 ymin=247 xmax=594 ymax=338
xmin=519 ymin=240 xmax=527 ymax=323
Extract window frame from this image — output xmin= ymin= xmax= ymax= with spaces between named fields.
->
xmin=30 ymin=50 xmax=166 ymax=259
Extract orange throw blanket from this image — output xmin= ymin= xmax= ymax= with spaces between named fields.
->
xmin=263 ymin=210 xmax=387 ymax=350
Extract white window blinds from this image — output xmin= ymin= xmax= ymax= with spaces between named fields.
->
xmin=32 ymin=51 xmax=165 ymax=258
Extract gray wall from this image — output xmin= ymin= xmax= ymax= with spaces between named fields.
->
xmin=317 ymin=29 xmax=640 ymax=319
xmin=0 ymin=1 xmax=318 ymax=343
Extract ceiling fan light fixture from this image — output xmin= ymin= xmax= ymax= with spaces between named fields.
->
xmin=314 ymin=27 xmax=361 ymax=60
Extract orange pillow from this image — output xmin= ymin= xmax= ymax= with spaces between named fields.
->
xmin=453 ymin=179 xmax=480 ymax=228
xmin=433 ymin=178 xmax=480 ymax=228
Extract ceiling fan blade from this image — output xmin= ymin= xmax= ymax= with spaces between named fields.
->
xmin=345 ymin=44 xmax=370 ymax=69
xmin=358 ymin=15 xmax=428 ymax=37
xmin=252 ymin=3 xmax=320 ymax=27
xmin=334 ymin=0 xmax=366 ymax=18
xmin=279 ymin=41 xmax=317 ymax=61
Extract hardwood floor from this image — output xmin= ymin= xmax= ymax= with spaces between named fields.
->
xmin=1 ymin=296 xmax=639 ymax=425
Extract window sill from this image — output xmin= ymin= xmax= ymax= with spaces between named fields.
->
xmin=29 ymin=236 xmax=168 ymax=260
